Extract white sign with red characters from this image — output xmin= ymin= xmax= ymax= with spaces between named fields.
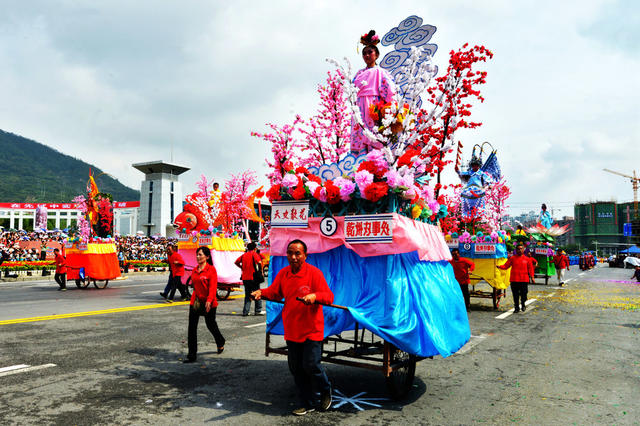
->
xmin=535 ymin=247 xmax=551 ymax=256
xmin=177 ymin=233 xmax=191 ymax=241
xmin=271 ymin=201 xmax=309 ymax=228
xmin=474 ymin=243 xmax=496 ymax=254
xmin=344 ymin=214 xmax=393 ymax=244
xmin=447 ymin=238 xmax=459 ymax=249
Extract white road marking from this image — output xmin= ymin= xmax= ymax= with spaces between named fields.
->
xmin=495 ymin=298 xmax=537 ymax=319
xmin=244 ymin=322 xmax=266 ymax=328
xmin=0 ymin=364 xmax=29 ymax=373
xmin=0 ymin=363 xmax=56 ymax=377
xmin=457 ymin=333 xmax=488 ymax=355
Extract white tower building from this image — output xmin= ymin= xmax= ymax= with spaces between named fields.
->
xmin=132 ymin=161 xmax=190 ymax=237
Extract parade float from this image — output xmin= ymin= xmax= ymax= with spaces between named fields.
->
xmin=173 ymin=173 xmax=265 ymax=299
xmin=65 ymin=173 xmax=120 ymax=289
xmin=519 ymin=221 xmax=570 ymax=284
xmin=251 ymin=16 xmax=493 ymax=398
xmin=445 ymin=142 xmax=512 ymax=308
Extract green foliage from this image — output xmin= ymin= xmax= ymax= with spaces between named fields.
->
xmin=0 ymin=129 xmax=139 ymax=202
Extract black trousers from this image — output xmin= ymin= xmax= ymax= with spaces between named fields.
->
xmin=459 ymin=283 xmax=470 ymax=309
xmin=242 ymin=279 xmax=262 ymax=315
xmin=187 ymin=305 xmax=225 ymax=360
xmin=54 ymin=273 xmax=66 ymax=289
xmin=287 ymin=340 xmax=331 ymax=408
xmin=511 ymin=281 xmax=528 ymax=308
xmin=168 ymin=275 xmax=189 ymax=300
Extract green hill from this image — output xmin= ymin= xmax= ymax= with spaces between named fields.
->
xmin=0 ymin=129 xmax=139 ymax=202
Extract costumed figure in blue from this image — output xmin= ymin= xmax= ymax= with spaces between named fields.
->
xmin=539 ymin=203 xmax=553 ymax=229
xmin=458 ymin=143 xmax=501 ymax=217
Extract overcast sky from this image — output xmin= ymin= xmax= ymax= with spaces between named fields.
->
xmin=1 ymin=0 xmax=638 ymax=219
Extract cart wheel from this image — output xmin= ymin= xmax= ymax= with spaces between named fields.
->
xmin=385 ymin=348 xmax=417 ymax=400
xmin=217 ymin=288 xmax=231 ymax=300
xmin=492 ymin=288 xmax=498 ymax=309
xmin=93 ymin=279 xmax=109 ymax=289
xmin=76 ymin=279 xmax=89 ymax=288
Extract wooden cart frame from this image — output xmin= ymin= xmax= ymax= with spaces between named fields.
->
xmin=264 ymin=301 xmax=424 ymax=400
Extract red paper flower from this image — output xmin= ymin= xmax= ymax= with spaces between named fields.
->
xmin=266 ymin=184 xmax=282 ymax=201
xmin=363 ymin=182 xmax=389 ymax=202
xmin=307 ymin=174 xmax=322 ymax=184
xmin=324 ymin=180 xmax=341 ymax=204
xmin=357 ymin=160 xmax=385 ymax=179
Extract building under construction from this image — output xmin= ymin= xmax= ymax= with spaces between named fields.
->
xmin=573 ymin=201 xmax=640 ymax=255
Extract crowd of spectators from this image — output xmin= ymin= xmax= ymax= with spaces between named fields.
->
xmin=116 ymin=235 xmax=174 ymax=261
xmin=0 ymin=229 xmax=175 ymax=263
xmin=0 ymin=230 xmax=67 ymax=262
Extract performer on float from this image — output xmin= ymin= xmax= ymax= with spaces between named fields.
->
xmin=208 ymin=182 xmax=222 ymax=208
xmin=539 ymin=203 xmax=553 ymax=229
xmin=350 ymin=30 xmax=396 ymax=155
xmin=459 ymin=156 xmax=493 ymax=215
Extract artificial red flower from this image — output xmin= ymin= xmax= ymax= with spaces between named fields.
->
xmin=324 ymin=180 xmax=341 ymax=204
xmin=292 ymin=184 xmax=307 ymax=200
xmin=282 ymin=161 xmax=294 ymax=172
xmin=364 ymin=182 xmax=389 ymax=202
xmin=266 ymin=184 xmax=282 ymax=201
xmin=295 ymin=166 xmax=310 ymax=175
xmin=357 ymin=160 xmax=385 ymax=179
xmin=307 ymin=174 xmax=322 ymax=184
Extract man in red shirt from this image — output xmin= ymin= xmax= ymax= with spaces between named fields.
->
xmin=553 ymin=249 xmax=570 ymax=286
xmin=235 ymin=242 xmax=264 ymax=316
xmin=498 ymin=243 xmax=534 ymax=313
xmin=449 ymin=248 xmax=475 ymax=311
xmin=53 ymin=248 xmax=67 ymax=291
xmin=167 ymin=244 xmax=189 ymax=301
xmin=252 ymin=239 xmax=334 ymax=416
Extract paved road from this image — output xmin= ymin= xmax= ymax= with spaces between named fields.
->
xmin=1 ymin=265 xmax=638 ymax=425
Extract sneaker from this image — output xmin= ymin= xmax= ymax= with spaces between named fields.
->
xmin=159 ymin=292 xmax=167 ymax=299
xmin=514 ymin=308 xmax=520 ymax=313
xmin=165 ymin=299 xmax=173 ymax=304
xmin=61 ymin=288 xmax=67 ymax=291
xmin=522 ymin=305 xmax=526 ymax=312
xmin=292 ymin=407 xmax=315 ymax=416
xmin=559 ymin=282 xmax=564 ymax=286
xmin=182 ymin=357 xmax=196 ymax=364
xmin=319 ymin=391 xmax=332 ymax=411
xmin=256 ymin=311 xmax=266 ymax=316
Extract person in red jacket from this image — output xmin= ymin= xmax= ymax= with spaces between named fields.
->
xmin=498 ymin=243 xmax=534 ymax=313
xmin=553 ymin=249 xmax=570 ymax=286
xmin=167 ymin=244 xmax=189 ymax=301
xmin=183 ymin=246 xmax=225 ymax=363
xmin=53 ymin=248 xmax=67 ymax=291
xmin=252 ymin=239 xmax=334 ymax=416
xmin=235 ymin=242 xmax=264 ymax=316
xmin=449 ymin=248 xmax=475 ymax=311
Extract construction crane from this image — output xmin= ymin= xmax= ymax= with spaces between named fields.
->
xmin=603 ymin=168 xmax=639 ymax=216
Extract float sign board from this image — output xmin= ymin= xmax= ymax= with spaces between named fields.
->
xmin=198 ymin=236 xmax=212 ymax=246
xmin=535 ymin=247 xmax=550 ymax=255
xmin=474 ymin=243 xmax=496 ymax=254
xmin=447 ymin=238 xmax=459 ymax=249
xmin=177 ymin=233 xmax=191 ymax=242
xmin=345 ymin=214 xmax=393 ymax=244
xmin=271 ymin=201 xmax=309 ymax=228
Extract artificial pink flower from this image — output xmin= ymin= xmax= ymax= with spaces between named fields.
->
xmin=281 ymin=173 xmax=298 ymax=188
xmin=354 ymin=170 xmax=374 ymax=195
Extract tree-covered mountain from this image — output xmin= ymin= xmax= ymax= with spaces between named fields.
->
xmin=0 ymin=129 xmax=139 ymax=202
